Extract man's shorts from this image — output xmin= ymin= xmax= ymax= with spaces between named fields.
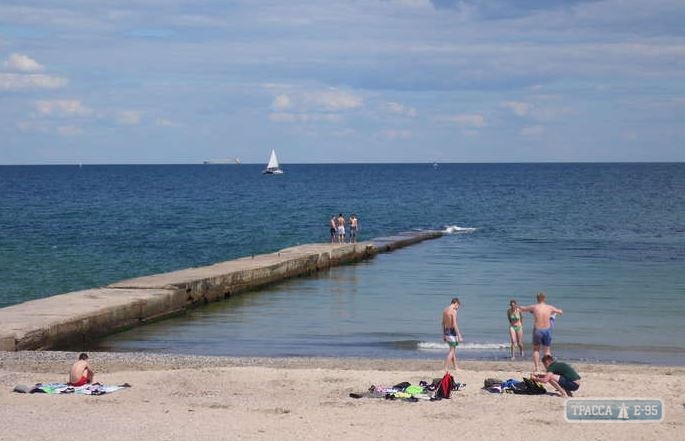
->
xmin=558 ymin=376 xmax=580 ymax=392
xmin=533 ymin=327 xmax=552 ymax=346
xmin=69 ymin=376 xmax=89 ymax=387
xmin=444 ymin=328 xmax=459 ymax=347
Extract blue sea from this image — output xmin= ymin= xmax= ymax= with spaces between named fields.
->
xmin=1 ymin=163 xmax=684 ymax=365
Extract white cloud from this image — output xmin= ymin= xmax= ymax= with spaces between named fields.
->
xmin=272 ymin=94 xmax=291 ymax=111
xmin=520 ymin=125 xmax=545 ymax=136
xmin=382 ymin=129 xmax=412 ymax=139
xmin=56 ymin=125 xmax=83 ymax=136
xmin=269 ymin=90 xmax=362 ymax=119
xmin=384 ymin=101 xmax=417 ymax=117
xmin=0 ymin=73 xmax=67 ymax=90
xmin=502 ymin=101 xmax=531 ymax=117
xmin=117 ymin=110 xmax=142 ymax=125
xmin=35 ymin=100 xmax=93 ymax=117
xmin=334 ymin=128 xmax=356 ymax=137
xmin=155 ymin=118 xmax=177 ymax=127
xmin=269 ymin=112 xmax=342 ymax=123
xmin=4 ymin=53 xmax=44 ymax=72
xmin=443 ymin=113 xmax=486 ymax=128
xmin=17 ymin=120 xmax=48 ymax=134
xmin=622 ymin=131 xmax=638 ymax=141
xmin=306 ymin=90 xmax=362 ymax=111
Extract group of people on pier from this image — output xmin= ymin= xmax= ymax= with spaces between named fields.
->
xmin=329 ymin=213 xmax=359 ymax=244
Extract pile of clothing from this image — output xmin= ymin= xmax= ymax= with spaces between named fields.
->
xmin=350 ymin=375 xmax=466 ymax=402
xmin=482 ymin=377 xmax=546 ymax=395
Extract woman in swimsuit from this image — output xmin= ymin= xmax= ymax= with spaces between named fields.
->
xmin=507 ymin=299 xmax=524 ymax=360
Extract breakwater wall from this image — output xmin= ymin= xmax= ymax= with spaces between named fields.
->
xmin=0 ymin=231 xmax=443 ymax=351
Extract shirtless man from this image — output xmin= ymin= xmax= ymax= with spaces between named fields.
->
xmin=336 ymin=213 xmax=346 ymax=243
xmin=69 ymin=353 xmax=95 ymax=386
xmin=442 ymin=297 xmax=463 ymax=371
xmin=519 ymin=292 xmax=563 ymax=372
xmin=330 ymin=215 xmax=337 ymax=243
xmin=349 ymin=214 xmax=358 ymax=243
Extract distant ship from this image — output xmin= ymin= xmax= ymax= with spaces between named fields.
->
xmin=203 ymin=158 xmax=241 ymax=165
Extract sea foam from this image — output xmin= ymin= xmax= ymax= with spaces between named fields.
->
xmin=443 ymin=225 xmax=477 ymax=234
xmin=417 ymin=341 xmax=508 ymax=351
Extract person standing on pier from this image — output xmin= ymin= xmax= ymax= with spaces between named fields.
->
xmin=330 ymin=215 xmax=337 ymax=243
xmin=336 ymin=213 xmax=346 ymax=243
xmin=442 ymin=297 xmax=463 ymax=371
xmin=349 ymin=214 xmax=359 ymax=243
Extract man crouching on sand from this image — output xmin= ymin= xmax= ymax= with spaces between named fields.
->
xmin=535 ymin=355 xmax=581 ymax=397
xmin=69 ymin=353 xmax=95 ymax=386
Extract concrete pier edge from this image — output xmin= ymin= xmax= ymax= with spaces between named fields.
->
xmin=0 ymin=230 xmax=443 ymax=351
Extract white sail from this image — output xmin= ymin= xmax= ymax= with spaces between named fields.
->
xmin=267 ymin=149 xmax=279 ymax=169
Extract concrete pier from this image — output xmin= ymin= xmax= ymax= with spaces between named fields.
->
xmin=0 ymin=231 xmax=443 ymax=351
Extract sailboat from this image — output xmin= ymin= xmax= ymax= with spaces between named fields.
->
xmin=262 ymin=149 xmax=284 ymax=175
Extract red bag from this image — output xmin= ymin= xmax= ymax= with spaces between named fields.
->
xmin=435 ymin=371 xmax=455 ymax=399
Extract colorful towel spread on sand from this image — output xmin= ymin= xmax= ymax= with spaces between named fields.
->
xmin=13 ymin=382 xmax=131 ymax=395
xmin=349 ymin=378 xmax=466 ymax=402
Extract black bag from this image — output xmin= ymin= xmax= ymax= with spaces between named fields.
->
xmin=512 ymin=377 xmax=547 ymax=395
xmin=392 ymin=381 xmax=411 ymax=391
xmin=483 ymin=378 xmax=503 ymax=388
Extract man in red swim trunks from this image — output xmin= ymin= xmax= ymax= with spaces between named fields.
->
xmin=69 ymin=353 xmax=95 ymax=386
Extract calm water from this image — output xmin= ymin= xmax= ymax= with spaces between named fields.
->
xmin=1 ymin=163 xmax=684 ymax=365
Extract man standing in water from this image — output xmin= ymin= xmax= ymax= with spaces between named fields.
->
xmin=442 ymin=297 xmax=463 ymax=371
xmin=519 ymin=292 xmax=563 ymax=372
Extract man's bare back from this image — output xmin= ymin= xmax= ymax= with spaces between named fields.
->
xmin=527 ymin=303 xmax=561 ymax=329
xmin=69 ymin=355 xmax=94 ymax=385
xmin=519 ymin=293 xmax=563 ymax=372
xmin=442 ymin=306 xmax=457 ymax=330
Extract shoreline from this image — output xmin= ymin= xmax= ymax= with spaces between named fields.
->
xmin=2 ymin=350 xmax=683 ymax=374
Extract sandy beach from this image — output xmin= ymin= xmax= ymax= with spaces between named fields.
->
xmin=0 ymin=352 xmax=683 ymax=441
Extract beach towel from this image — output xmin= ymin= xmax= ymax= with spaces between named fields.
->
xmin=350 ymin=378 xmax=464 ymax=402
xmin=13 ymin=382 xmax=131 ymax=395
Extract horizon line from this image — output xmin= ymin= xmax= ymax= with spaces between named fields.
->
xmin=1 ymin=160 xmax=684 ymax=166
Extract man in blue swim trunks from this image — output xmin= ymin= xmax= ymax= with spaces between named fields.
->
xmin=519 ymin=292 xmax=563 ymax=372
xmin=442 ymin=297 xmax=463 ymax=371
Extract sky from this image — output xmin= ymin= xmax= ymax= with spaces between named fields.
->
xmin=1 ymin=0 xmax=684 ymax=164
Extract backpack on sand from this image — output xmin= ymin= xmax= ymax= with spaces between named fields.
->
xmin=434 ymin=371 xmax=456 ymax=399
xmin=512 ymin=377 xmax=547 ymax=395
